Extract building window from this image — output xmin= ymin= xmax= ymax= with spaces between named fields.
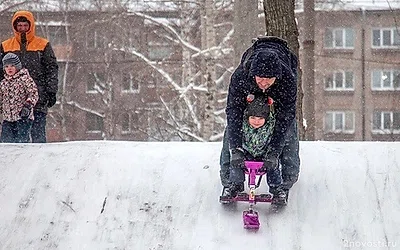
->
xmin=325 ymin=71 xmax=354 ymax=90
xmin=148 ymin=42 xmax=173 ymax=60
xmin=371 ymin=70 xmax=400 ymax=90
xmin=121 ymin=113 xmax=131 ymax=134
xmin=87 ymin=72 xmax=105 ymax=93
xmin=86 ymin=29 xmax=106 ymax=49
xmin=372 ymin=28 xmax=400 ymax=48
xmin=121 ymin=113 xmax=138 ymax=134
xmin=324 ymin=111 xmax=355 ymax=133
xmin=122 ymin=72 xmax=139 ymax=93
xmin=36 ymin=23 xmax=68 ymax=46
xmin=86 ymin=113 xmax=103 ymax=133
xmin=324 ymin=28 xmax=354 ymax=49
xmin=372 ymin=111 xmax=400 ymax=134
xmin=57 ymin=62 xmax=65 ymax=95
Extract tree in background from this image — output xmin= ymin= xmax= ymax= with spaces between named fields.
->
xmin=263 ymin=0 xmax=305 ymax=139
xmin=0 ymin=0 xmax=235 ymax=142
xmin=121 ymin=0 xmax=235 ymax=141
xmin=233 ymin=0 xmax=259 ymax=65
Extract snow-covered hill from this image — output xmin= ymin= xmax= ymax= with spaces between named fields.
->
xmin=0 ymin=141 xmax=399 ymax=250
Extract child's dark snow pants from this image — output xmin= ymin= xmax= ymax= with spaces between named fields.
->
xmin=1 ymin=119 xmax=33 ymax=143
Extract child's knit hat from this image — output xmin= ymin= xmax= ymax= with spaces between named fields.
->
xmin=244 ymin=94 xmax=271 ymax=119
xmin=2 ymin=53 xmax=22 ymax=71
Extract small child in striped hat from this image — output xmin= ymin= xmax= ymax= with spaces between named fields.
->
xmin=0 ymin=52 xmax=38 ymax=143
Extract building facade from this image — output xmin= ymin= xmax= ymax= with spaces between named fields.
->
xmin=0 ymin=10 xmax=210 ymax=142
xmin=1 ymin=6 xmax=400 ymax=142
xmin=298 ymin=8 xmax=400 ymax=141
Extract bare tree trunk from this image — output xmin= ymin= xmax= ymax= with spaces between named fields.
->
xmin=233 ymin=0 xmax=259 ymax=65
xmin=104 ymin=73 xmax=114 ymax=140
xmin=179 ymin=1 xmax=195 ymax=134
xmin=100 ymin=51 xmax=114 ymax=140
xmin=180 ymin=2 xmax=193 ymax=92
xmin=263 ymin=0 xmax=305 ymax=139
xmin=302 ymin=0 xmax=315 ymax=140
xmin=60 ymin=56 xmax=70 ymax=141
xmin=60 ymin=0 xmax=72 ymax=141
xmin=200 ymin=0 xmax=216 ymax=140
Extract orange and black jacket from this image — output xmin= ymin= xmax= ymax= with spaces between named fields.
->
xmin=0 ymin=10 xmax=58 ymax=113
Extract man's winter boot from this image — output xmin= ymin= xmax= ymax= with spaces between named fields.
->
xmin=271 ymin=189 xmax=287 ymax=206
xmin=221 ymin=187 xmax=231 ymax=197
xmin=284 ymin=189 xmax=289 ymax=204
xmin=224 ymin=183 xmax=244 ymax=198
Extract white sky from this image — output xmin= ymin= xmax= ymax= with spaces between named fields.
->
xmin=1 ymin=0 xmax=400 ymax=12
xmin=296 ymin=0 xmax=400 ymax=11
xmin=0 ymin=141 xmax=399 ymax=249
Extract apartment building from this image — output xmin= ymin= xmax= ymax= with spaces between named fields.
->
xmin=1 ymin=5 xmax=399 ymax=142
xmin=0 ymin=11 xmax=192 ymax=142
xmin=0 ymin=8 xmax=235 ymax=142
xmin=297 ymin=7 xmax=400 ymax=141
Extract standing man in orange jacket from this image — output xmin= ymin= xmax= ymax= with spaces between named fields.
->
xmin=0 ymin=10 xmax=59 ymax=143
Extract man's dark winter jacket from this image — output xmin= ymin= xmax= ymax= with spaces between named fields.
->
xmin=226 ymin=37 xmax=298 ymax=158
xmin=0 ymin=10 xmax=58 ymax=113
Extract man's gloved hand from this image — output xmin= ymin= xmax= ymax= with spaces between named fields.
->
xmin=230 ymin=148 xmax=245 ymax=169
xmin=260 ymin=155 xmax=279 ymax=173
xmin=47 ymin=92 xmax=57 ymax=108
xmin=19 ymin=102 xmax=32 ymax=120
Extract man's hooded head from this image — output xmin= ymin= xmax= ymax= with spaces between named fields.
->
xmin=249 ymin=51 xmax=282 ymax=79
xmin=13 ymin=16 xmax=31 ymax=32
xmin=11 ymin=11 xmax=36 ymax=43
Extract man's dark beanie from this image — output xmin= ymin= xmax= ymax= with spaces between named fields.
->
xmin=250 ymin=51 xmax=282 ymax=79
xmin=2 ymin=53 xmax=22 ymax=71
xmin=245 ymin=95 xmax=270 ymax=119
xmin=13 ymin=16 xmax=30 ymax=31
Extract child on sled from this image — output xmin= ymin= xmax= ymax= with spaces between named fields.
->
xmin=221 ymin=94 xmax=288 ymax=206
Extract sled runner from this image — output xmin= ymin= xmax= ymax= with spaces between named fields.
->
xmin=219 ymin=161 xmax=272 ymax=229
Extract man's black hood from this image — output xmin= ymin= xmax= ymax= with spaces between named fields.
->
xmin=249 ymin=51 xmax=282 ymax=79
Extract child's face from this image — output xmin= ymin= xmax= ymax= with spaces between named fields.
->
xmin=4 ymin=64 xmax=17 ymax=76
xmin=248 ymin=116 xmax=266 ymax=129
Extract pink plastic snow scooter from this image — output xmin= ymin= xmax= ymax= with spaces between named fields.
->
xmin=220 ymin=161 xmax=272 ymax=229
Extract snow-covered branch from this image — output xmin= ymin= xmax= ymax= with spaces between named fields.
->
xmin=112 ymin=46 xmax=200 ymax=126
xmin=66 ymin=101 xmax=104 ymax=117
xmin=129 ymin=12 xmax=201 ymax=53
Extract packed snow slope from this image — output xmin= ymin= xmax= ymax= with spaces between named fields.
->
xmin=0 ymin=141 xmax=399 ymax=250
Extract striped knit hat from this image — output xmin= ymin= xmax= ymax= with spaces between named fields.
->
xmin=2 ymin=53 xmax=22 ymax=71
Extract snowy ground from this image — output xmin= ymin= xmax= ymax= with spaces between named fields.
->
xmin=0 ymin=141 xmax=399 ymax=250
